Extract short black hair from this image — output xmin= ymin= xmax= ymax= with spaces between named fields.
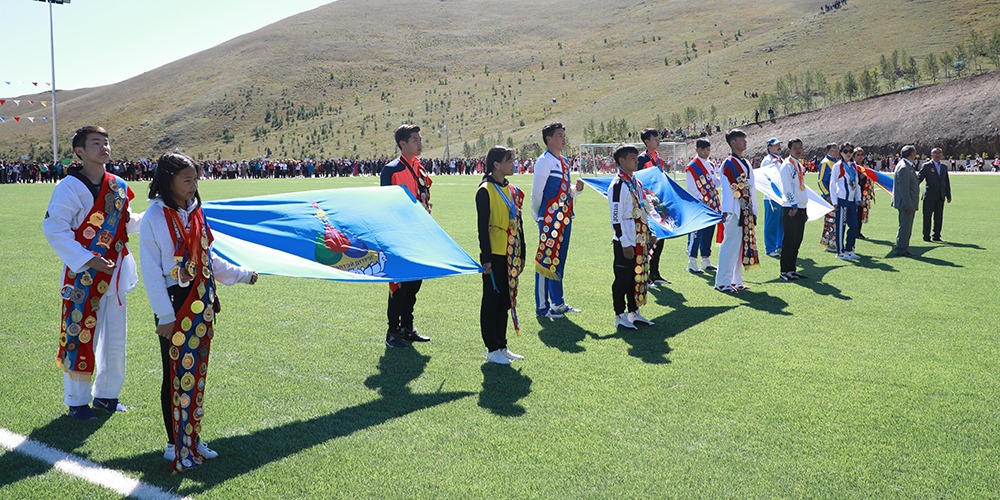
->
xmin=394 ymin=124 xmax=420 ymax=150
xmin=840 ymin=142 xmax=854 ymax=154
xmin=825 ymin=142 xmax=839 ymax=153
xmin=613 ymin=144 xmax=639 ymax=164
xmin=724 ymin=128 xmax=746 ymax=146
xmin=71 ymin=125 xmax=108 ymax=159
xmin=787 ymin=137 xmax=803 ymax=149
xmin=695 ymin=138 xmax=711 ymax=150
xmin=541 ymin=122 xmax=564 ymax=146
xmin=640 ymin=128 xmax=660 ymax=142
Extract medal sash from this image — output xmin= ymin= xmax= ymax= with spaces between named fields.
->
xmin=57 ymin=173 xmax=131 ymax=380
xmin=534 ymin=152 xmax=573 ymax=280
xmin=495 ymin=183 xmax=525 ymax=335
xmin=686 ymin=157 xmax=724 ymax=243
xmin=722 ymin=156 xmax=760 ymax=270
xmin=619 ymin=171 xmax=651 ymax=306
xmin=165 ymin=206 xmax=217 ymax=472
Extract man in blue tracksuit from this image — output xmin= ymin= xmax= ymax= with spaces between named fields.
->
xmin=530 ymin=122 xmax=585 ymax=318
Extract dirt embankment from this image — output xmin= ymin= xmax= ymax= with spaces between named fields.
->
xmin=736 ymin=70 xmax=1000 ymax=158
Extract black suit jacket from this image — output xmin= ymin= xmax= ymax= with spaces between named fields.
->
xmin=918 ymin=160 xmax=951 ymax=202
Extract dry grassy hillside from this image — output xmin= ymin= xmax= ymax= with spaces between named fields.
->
xmin=1 ymin=0 xmax=998 ymax=161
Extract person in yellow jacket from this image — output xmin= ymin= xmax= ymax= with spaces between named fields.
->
xmin=476 ymin=146 xmax=526 ymax=365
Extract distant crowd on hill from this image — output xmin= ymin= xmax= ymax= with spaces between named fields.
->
xmin=3 ymin=151 xmax=998 ymax=185
xmin=820 ymin=0 xmax=847 ymax=14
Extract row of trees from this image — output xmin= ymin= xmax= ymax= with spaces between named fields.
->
xmin=758 ymin=30 xmax=1000 ymax=119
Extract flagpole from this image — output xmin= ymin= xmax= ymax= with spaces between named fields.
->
xmin=47 ymin=0 xmax=58 ymax=167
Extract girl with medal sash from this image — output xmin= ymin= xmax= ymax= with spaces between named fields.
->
xmin=828 ymin=142 xmax=862 ymax=261
xmin=140 ymin=153 xmax=258 ymax=471
xmin=607 ymin=145 xmax=655 ymax=330
xmin=476 ymin=146 xmax=526 ymax=365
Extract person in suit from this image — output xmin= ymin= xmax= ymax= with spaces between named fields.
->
xmin=891 ymin=145 xmax=920 ymax=257
xmin=918 ymin=147 xmax=952 ymax=242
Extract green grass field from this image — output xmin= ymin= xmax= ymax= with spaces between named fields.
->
xmin=1 ymin=173 xmax=997 ymax=498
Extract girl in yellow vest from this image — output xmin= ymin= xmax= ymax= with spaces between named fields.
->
xmin=476 ymin=146 xmax=526 ymax=364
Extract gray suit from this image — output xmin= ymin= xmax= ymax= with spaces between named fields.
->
xmin=892 ymin=159 xmax=920 ymax=253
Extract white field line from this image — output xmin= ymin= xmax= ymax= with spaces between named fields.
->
xmin=0 ymin=427 xmax=189 ymax=500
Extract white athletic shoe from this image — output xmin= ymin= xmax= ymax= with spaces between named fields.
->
xmin=837 ymin=253 xmax=853 ymax=261
xmin=552 ymin=303 xmax=581 ymax=314
xmin=164 ymin=441 xmax=219 ymax=461
xmin=615 ymin=313 xmax=637 ymax=330
xmin=702 ymin=260 xmax=717 ymax=271
xmin=486 ymin=349 xmax=512 ymax=365
xmin=847 ymin=251 xmax=860 ymax=260
xmin=629 ymin=310 xmax=655 ymax=326
xmin=501 ymin=348 xmax=525 ymax=361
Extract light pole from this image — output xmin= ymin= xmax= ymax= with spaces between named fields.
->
xmin=35 ymin=0 xmax=69 ymax=167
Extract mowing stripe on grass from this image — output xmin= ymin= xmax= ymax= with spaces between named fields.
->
xmin=0 ymin=428 xmax=186 ymax=500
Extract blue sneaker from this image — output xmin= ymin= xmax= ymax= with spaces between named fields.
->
xmin=67 ymin=405 xmax=98 ymax=420
xmin=93 ymin=398 xmax=128 ymax=413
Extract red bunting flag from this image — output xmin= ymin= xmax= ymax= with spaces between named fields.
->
xmin=14 ymin=116 xmax=20 ymax=122
xmin=32 ymin=82 xmax=38 ymax=86
xmin=0 ymin=100 xmax=5 ymax=106
xmin=27 ymin=100 xmax=34 ymax=105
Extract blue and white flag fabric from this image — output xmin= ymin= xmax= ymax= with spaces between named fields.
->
xmin=753 ymin=165 xmax=834 ymax=221
xmin=582 ymin=168 xmax=723 ymax=239
xmin=201 ymin=186 xmax=482 ymax=282
xmin=858 ymin=164 xmax=894 ymax=196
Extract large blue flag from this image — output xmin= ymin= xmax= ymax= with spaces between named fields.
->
xmin=582 ymin=168 xmax=723 ymax=239
xmin=201 ymin=186 xmax=482 ymax=282
xmin=858 ymin=164 xmax=894 ymax=195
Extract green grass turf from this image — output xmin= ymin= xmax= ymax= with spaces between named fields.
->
xmin=1 ymin=173 xmax=997 ymax=497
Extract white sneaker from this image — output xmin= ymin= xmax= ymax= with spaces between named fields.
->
xmin=837 ymin=253 xmax=853 ymax=261
xmin=538 ymin=308 xmax=564 ymax=319
xmin=164 ymin=441 xmax=218 ymax=461
xmin=615 ymin=313 xmax=637 ymax=330
xmin=847 ymin=251 xmax=860 ymax=260
xmin=702 ymin=260 xmax=717 ymax=271
xmin=629 ymin=310 xmax=655 ymax=326
xmin=501 ymin=348 xmax=524 ymax=361
xmin=552 ymin=303 xmax=581 ymax=314
xmin=486 ymin=349 xmax=512 ymax=364
xmin=197 ymin=441 xmax=219 ymax=459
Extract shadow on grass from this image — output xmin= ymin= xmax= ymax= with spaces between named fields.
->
xmin=939 ymin=241 xmax=985 ymax=250
xmin=587 ymin=286 xmax=736 ymax=364
xmin=861 ymin=237 xmax=895 ymax=248
xmin=0 ymin=411 xmax=109 ymax=488
xmin=100 ymin=347 xmax=473 ymax=496
xmin=851 ymin=254 xmax=898 ymax=273
xmin=535 ymin=315 xmax=589 ymax=353
xmin=479 ymin=364 xmax=532 ymax=417
xmin=908 ymin=247 xmax=963 ymax=267
xmin=790 ymin=258 xmax=852 ymax=300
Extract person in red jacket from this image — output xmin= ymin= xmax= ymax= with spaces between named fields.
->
xmin=380 ymin=124 xmax=433 ymax=347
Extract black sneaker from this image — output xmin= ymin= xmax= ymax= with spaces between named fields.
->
xmin=385 ymin=328 xmax=410 ymax=348
xmin=400 ymin=327 xmax=430 ymax=343
xmin=93 ymin=398 xmax=128 ymax=413
xmin=779 ymin=272 xmax=793 ymax=281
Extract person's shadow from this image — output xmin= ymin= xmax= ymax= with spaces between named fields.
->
xmin=0 ymin=411 xmax=109 ymax=488
xmin=479 ymin=364 xmax=532 ymax=417
xmin=939 ymin=241 xmax=985 ymax=250
xmin=908 ymin=248 xmax=964 ymax=268
xmin=788 ymin=257 xmax=852 ymax=300
xmin=535 ymin=315 xmax=590 ymax=354
xmin=101 ymin=348 xmax=473 ymax=496
xmin=591 ymin=286 xmax=736 ymax=364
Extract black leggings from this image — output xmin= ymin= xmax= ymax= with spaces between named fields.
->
xmin=156 ymin=285 xmax=189 ymax=445
xmin=480 ymin=254 xmax=511 ymax=352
